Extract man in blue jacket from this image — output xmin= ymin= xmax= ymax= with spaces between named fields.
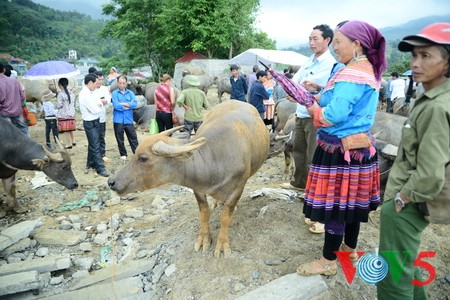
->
xmin=249 ymin=70 xmax=269 ymax=119
xmin=111 ymin=75 xmax=139 ymax=160
xmin=230 ymin=64 xmax=248 ymax=101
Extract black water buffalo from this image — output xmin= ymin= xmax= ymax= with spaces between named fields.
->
xmin=108 ymin=101 xmax=269 ymax=257
xmin=0 ymin=118 xmax=78 ymax=213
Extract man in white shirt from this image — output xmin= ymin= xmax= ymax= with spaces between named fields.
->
xmin=280 ymin=24 xmax=337 ymax=234
xmin=79 ymin=73 xmax=110 ymax=177
xmin=281 ymin=24 xmax=336 ymax=190
xmin=389 ymin=72 xmax=406 ymax=103
xmin=93 ymin=70 xmax=112 ymax=162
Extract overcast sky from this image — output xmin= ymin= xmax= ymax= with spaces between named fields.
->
xmin=33 ymin=0 xmax=450 ymax=48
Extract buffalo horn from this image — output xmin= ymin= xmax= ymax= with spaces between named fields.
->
xmin=152 ymin=137 xmax=207 ymax=157
xmin=42 ymin=144 xmax=64 ymax=162
xmin=161 ymin=125 xmax=186 ymax=137
xmin=275 ymin=133 xmax=290 ymax=141
xmin=55 ymin=136 xmax=65 ymax=151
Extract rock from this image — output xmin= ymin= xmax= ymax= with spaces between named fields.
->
xmin=110 ymin=213 xmax=120 ymax=230
xmin=122 ymin=237 xmax=133 ymax=246
xmin=50 ymin=275 xmax=64 ymax=285
xmin=72 ymin=223 xmax=81 ymax=231
xmin=0 ymin=219 xmax=42 ymax=251
xmin=0 ymin=254 xmax=71 ymax=276
xmin=105 ymin=195 xmax=121 ymax=206
xmin=59 ymin=220 xmax=73 ymax=230
xmin=164 ymin=264 xmax=176 ymax=277
xmin=32 ymin=229 xmax=87 ymax=246
xmin=252 ymin=271 xmax=260 ymax=280
xmin=235 ymin=273 xmax=329 ymax=300
xmin=152 ymin=262 xmax=168 ymax=284
xmin=68 ymin=215 xmax=81 ymax=223
xmin=445 ymin=275 xmax=450 ymax=283
xmin=0 ymin=270 xmax=40 ymax=296
xmin=36 ymin=247 xmax=49 ymax=257
xmin=93 ymin=233 xmax=110 ymax=245
xmin=97 ymin=223 xmax=108 ymax=233
xmin=74 ymin=257 xmax=94 ymax=270
xmin=72 ymin=269 xmax=90 ymax=279
xmin=264 ymin=258 xmax=286 ymax=266
xmin=124 ymin=208 xmax=144 ymax=219
xmin=79 ymin=242 xmax=93 ymax=252
xmin=0 ymin=238 xmax=31 ymax=257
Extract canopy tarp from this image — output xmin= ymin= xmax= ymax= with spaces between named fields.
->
xmin=228 ymin=48 xmax=309 ymax=67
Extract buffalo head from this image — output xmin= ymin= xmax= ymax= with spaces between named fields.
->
xmin=33 ymin=138 xmax=78 ymax=190
xmin=108 ymin=126 xmax=206 ymax=195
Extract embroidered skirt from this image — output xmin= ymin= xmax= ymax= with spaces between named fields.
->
xmin=303 ymin=131 xmax=381 ymax=224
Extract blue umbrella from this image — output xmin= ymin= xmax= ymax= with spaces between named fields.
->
xmin=24 ymin=60 xmax=80 ymax=80
xmin=403 ymin=70 xmax=412 ymax=76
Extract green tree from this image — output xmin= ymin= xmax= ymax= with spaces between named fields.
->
xmin=101 ymin=0 xmax=275 ymax=77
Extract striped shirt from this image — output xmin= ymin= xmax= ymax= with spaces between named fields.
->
xmin=155 ymin=83 xmax=173 ymax=113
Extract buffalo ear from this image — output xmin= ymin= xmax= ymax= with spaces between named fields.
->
xmin=31 ymin=158 xmax=47 ymax=169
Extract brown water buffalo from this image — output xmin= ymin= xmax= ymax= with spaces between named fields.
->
xmin=273 ymin=99 xmax=297 ymax=133
xmin=268 ymin=114 xmax=295 ymax=180
xmin=0 ymin=118 xmax=78 ymax=214
xmin=133 ymin=104 xmax=185 ymax=131
xmin=142 ymin=83 xmax=181 ymax=105
xmin=108 ymin=101 xmax=269 ymax=257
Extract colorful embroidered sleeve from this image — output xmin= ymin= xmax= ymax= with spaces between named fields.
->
xmin=313 ymin=107 xmax=333 ymax=127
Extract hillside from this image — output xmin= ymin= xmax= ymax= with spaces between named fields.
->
xmin=0 ymin=0 xmax=122 ymax=64
xmin=380 ymin=15 xmax=450 ymax=41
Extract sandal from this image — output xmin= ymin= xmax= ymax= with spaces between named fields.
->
xmin=304 ymin=218 xmax=316 ymax=225
xmin=339 ymin=244 xmax=358 ymax=263
xmin=309 ymin=222 xmax=325 ymax=234
xmin=297 ymin=259 xmax=337 ymax=276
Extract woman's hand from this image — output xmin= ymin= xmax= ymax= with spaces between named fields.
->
xmin=303 ymin=80 xmax=320 ymax=92
xmin=307 ymin=101 xmax=319 ymax=116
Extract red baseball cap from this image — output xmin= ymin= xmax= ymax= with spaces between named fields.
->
xmin=398 ymin=22 xmax=450 ymax=52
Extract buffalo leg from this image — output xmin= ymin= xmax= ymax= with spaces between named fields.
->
xmin=214 ymin=189 xmax=243 ymax=258
xmin=2 ymin=175 xmax=26 ymax=213
xmin=193 ymin=192 xmax=211 ymax=253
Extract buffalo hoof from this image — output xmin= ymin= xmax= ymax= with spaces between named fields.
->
xmin=214 ymin=242 xmax=231 ymax=258
xmin=194 ymin=233 xmax=211 ymax=253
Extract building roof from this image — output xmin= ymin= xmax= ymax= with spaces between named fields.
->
xmin=175 ymin=51 xmax=208 ymax=63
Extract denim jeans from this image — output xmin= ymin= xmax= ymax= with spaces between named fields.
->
xmin=45 ymin=119 xmax=59 ymax=144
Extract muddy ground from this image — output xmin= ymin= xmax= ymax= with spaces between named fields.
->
xmin=1 ymin=89 xmax=449 ymax=299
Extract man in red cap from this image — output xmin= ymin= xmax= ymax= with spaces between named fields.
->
xmin=377 ymin=22 xmax=450 ymax=299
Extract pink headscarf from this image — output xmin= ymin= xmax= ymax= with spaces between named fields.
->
xmin=339 ymin=20 xmax=387 ymax=81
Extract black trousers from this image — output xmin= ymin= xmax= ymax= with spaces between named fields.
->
xmin=156 ymin=110 xmax=173 ymax=132
xmin=83 ymin=118 xmax=105 ymax=172
xmin=113 ymin=123 xmax=139 ymax=157
xmin=45 ymin=119 xmax=59 ymax=144
xmin=99 ymin=122 xmax=106 ymax=157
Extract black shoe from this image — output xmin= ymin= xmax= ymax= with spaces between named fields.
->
xmin=97 ymin=169 xmax=110 ymax=177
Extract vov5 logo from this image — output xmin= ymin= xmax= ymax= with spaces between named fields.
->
xmin=336 ymin=250 xmax=437 ymax=285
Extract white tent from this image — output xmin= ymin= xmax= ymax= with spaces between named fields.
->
xmin=228 ymin=48 xmax=309 ymax=67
